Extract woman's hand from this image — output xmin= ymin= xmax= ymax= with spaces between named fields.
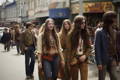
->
xmin=38 ymin=61 xmax=42 ymax=69
xmin=61 ymin=60 xmax=65 ymax=68
xmin=70 ymin=58 xmax=78 ymax=66
xmin=38 ymin=54 xmax=42 ymax=69
xmin=79 ymin=55 xmax=87 ymax=62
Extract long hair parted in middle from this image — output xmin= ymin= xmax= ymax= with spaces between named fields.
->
xmin=59 ymin=19 xmax=72 ymax=44
xmin=60 ymin=19 xmax=72 ymax=34
xmin=102 ymin=11 xmax=117 ymax=35
xmin=42 ymin=18 xmax=59 ymax=51
xmin=39 ymin=23 xmax=45 ymax=33
xmin=70 ymin=15 xmax=89 ymax=50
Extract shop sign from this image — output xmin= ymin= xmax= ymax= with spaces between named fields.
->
xmin=49 ymin=0 xmax=69 ymax=9
xmin=83 ymin=2 xmax=114 ymax=13
xmin=71 ymin=3 xmax=80 ymax=14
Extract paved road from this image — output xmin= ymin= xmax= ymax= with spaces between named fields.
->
xmin=0 ymin=44 xmax=110 ymax=80
xmin=0 ymin=44 xmax=39 ymax=80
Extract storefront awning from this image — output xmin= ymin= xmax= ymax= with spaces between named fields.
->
xmin=49 ymin=8 xmax=70 ymax=18
xmin=113 ymin=0 xmax=120 ymax=3
xmin=84 ymin=0 xmax=113 ymax=2
xmin=83 ymin=1 xmax=114 ymax=13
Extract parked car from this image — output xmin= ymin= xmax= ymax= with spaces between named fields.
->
xmin=0 ymin=27 xmax=6 ymax=42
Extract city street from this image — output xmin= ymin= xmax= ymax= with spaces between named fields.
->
xmin=0 ymin=44 xmax=39 ymax=80
xmin=0 ymin=43 xmax=109 ymax=80
xmin=0 ymin=0 xmax=119 ymax=80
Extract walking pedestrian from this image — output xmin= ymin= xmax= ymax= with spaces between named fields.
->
xmin=9 ymin=27 xmax=15 ymax=48
xmin=95 ymin=11 xmax=119 ymax=80
xmin=67 ymin=15 xmax=92 ymax=80
xmin=21 ymin=22 xmax=36 ymax=79
xmin=58 ymin=19 xmax=72 ymax=80
xmin=37 ymin=18 xmax=65 ymax=80
xmin=1 ymin=28 xmax=11 ymax=51
xmin=14 ymin=24 xmax=21 ymax=54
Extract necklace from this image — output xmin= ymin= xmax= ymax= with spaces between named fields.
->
xmin=49 ymin=35 xmax=56 ymax=47
xmin=77 ymin=37 xmax=83 ymax=55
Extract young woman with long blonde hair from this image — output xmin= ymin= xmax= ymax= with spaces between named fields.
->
xmin=37 ymin=18 xmax=64 ymax=80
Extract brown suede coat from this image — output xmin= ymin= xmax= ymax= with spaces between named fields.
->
xmin=58 ymin=32 xmax=70 ymax=62
xmin=66 ymin=33 xmax=92 ymax=63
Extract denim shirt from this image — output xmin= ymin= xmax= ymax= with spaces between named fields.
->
xmin=95 ymin=28 xmax=110 ymax=65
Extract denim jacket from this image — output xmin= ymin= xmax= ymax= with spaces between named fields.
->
xmin=94 ymin=28 xmax=116 ymax=65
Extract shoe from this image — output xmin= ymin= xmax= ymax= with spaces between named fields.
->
xmin=26 ymin=76 xmax=31 ymax=80
xmin=21 ymin=52 xmax=24 ymax=55
xmin=30 ymin=75 xmax=34 ymax=79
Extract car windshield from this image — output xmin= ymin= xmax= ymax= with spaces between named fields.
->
xmin=0 ymin=27 xmax=6 ymax=35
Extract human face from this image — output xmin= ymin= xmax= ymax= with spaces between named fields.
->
xmin=80 ymin=20 xmax=86 ymax=29
xmin=64 ymin=22 xmax=70 ymax=30
xmin=29 ymin=25 xmax=34 ymax=30
xmin=47 ymin=20 xmax=54 ymax=31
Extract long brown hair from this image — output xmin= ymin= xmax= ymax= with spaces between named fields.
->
xmin=42 ymin=18 xmax=59 ymax=51
xmin=102 ymin=11 xmax=117 ymax=35
xmin=59 ymin=19 xmax=72 ymax=48
xmin=60 ymin=19 xmax=72 ymax=35
xmin=39 ymin=23 xmax=45 ymax=33
xmin=102 ymin=11 xmax=117 ymax=55
xmin=70 ymin=15 xmax=89 ymax=50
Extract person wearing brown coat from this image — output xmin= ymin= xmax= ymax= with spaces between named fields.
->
xmin=66 ymin=15 xmax=92 ymax=80
xmin=14 ymin=24 xmax=21 ymax=54
xmin=58 ymin=19 xmax=72 ymax=80
xmin=21 ymin=22 xmax=36 ymax=79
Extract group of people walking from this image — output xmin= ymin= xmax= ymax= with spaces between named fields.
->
xmin=1 ymin=11 xmax=120 ymax=80
xmin=1 ymin=25 xmax=22 ymax=53
xmin=23 ymin=11 xmax=120 ymax=80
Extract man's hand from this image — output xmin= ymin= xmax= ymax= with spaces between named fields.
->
xmin=38 ymin=53 xmax=42 ymax=68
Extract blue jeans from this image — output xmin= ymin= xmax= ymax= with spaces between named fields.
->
xmin=16 ymin=41 xmax=21 ymax=54
xmin=25 ymin=46 xmax=35 ymax=76
xmin=42 ymin=54 xmax=60 ymax=80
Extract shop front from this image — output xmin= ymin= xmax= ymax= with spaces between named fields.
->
xmin=49 ymin=0 xmax=70 ymax=31
xmin=49 ymin=8 xmax=70 ymax=31
xmin=83 ymin=0 xmax=114 ymax=27
xmin=71 ymin=0 xmax=80 ymax=21
xmin=34 ymin=10 xmax=49 ymax=25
